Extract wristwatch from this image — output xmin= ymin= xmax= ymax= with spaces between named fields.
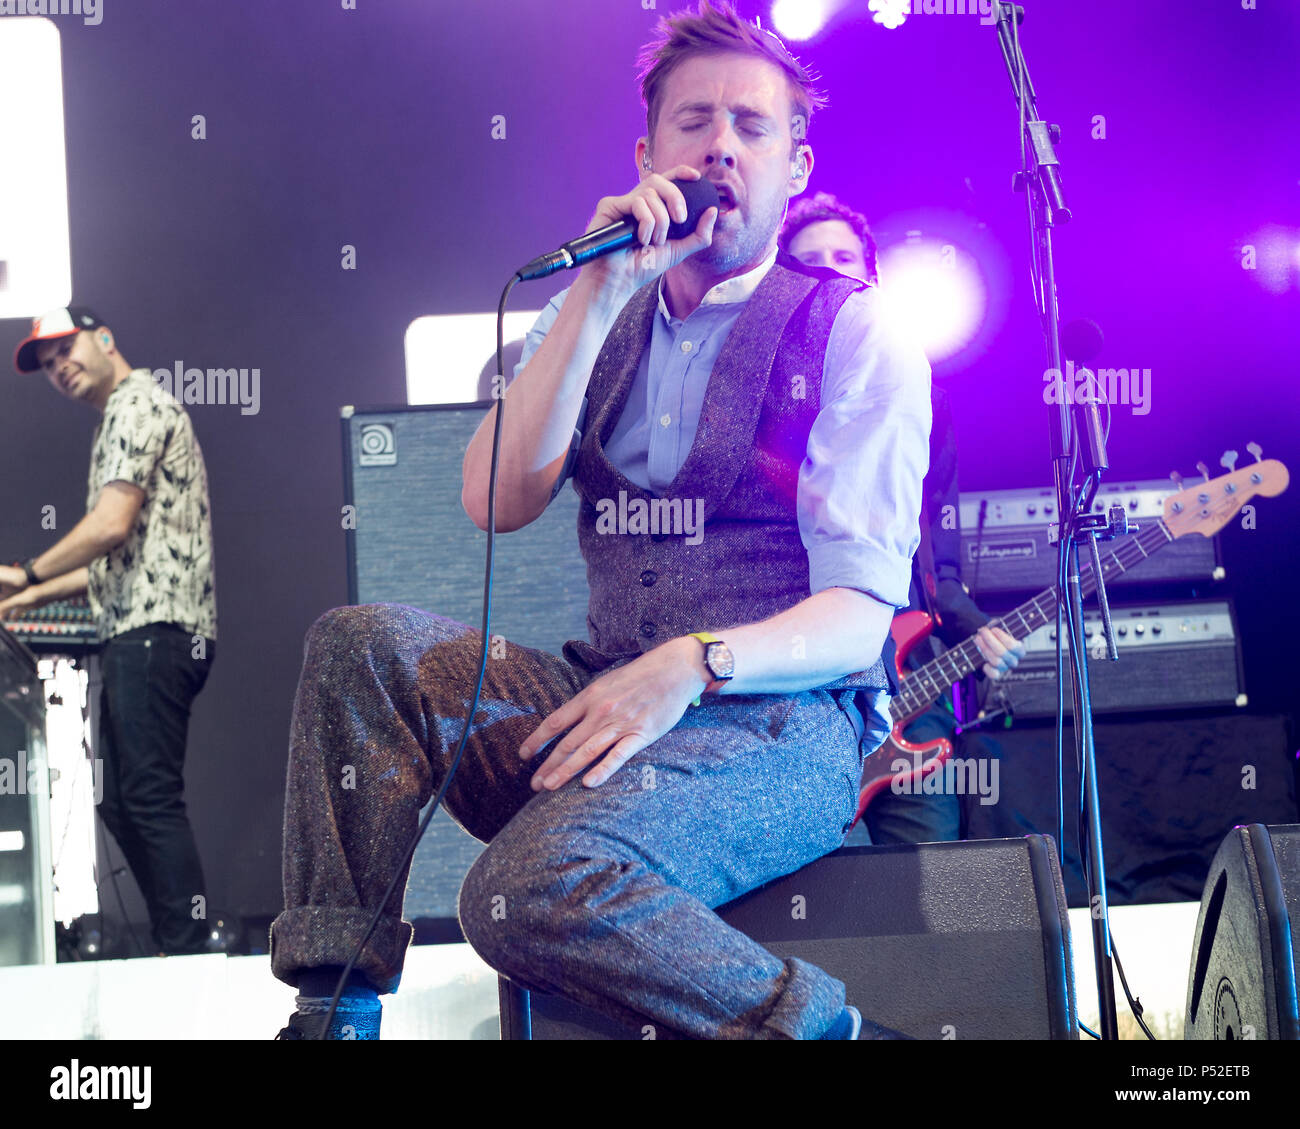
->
xmin=688 ymin=631 xmax=734 ymax=705
xmin=22 ymin=559 xmax=41 ymax=588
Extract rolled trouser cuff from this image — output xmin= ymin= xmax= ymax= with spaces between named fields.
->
xmin=270 ymin=905 xmax=413 ymax=995
xmin=750 ymin=955 xmax=846 ymax=1040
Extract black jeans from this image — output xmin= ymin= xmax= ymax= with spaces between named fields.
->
xmin=99 ymin=623 xmax=214 ymax=954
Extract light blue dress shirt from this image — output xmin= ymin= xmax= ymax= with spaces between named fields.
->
xmin=515 ymin=253 xmax=932 ymax=608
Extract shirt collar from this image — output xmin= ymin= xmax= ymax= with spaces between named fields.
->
xmin=657 ymin=247 xmax=778 ymax=323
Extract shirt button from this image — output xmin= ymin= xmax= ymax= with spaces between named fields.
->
xmin=640 ymin=570 xmax=657 ymax=587
xmin=659 ymin=413 xmax=672 ymax=428
xmin=639 ymin=621 xmax=657 ymax=639
xmin=680 ymin=341 xmax=693 ymax=354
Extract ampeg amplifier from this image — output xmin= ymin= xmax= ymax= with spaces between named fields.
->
xmin=959 ymin=479 xmax=1222 ymax=595
xmin=342 ymin=402 xmax=590 ymax=921
xmin=992 ymin=600 xmax=1244 ymax=718
xmin=0 ymin=596 xmax=100 ymax=651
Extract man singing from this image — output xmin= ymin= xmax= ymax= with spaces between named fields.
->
xmin=1 ymin=307 xmax=216 ymax=955
xmin=272 ymin=2 xmax=929 ymax=1040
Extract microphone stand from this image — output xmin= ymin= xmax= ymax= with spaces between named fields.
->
xmin=991 ymin=1 xmax=1120 ymax=1040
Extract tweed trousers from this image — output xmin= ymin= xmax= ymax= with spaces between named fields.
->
xmin=270 ymin=603 xmax=883 ymax=1039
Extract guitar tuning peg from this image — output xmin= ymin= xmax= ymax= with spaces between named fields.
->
xmin=1247 ymin=441 xmax=1263 ymax=463
xmin=1196 ymin=461 xmax=1210 ymax=482
xmin=1170 ymin=470 xmax=1185 ymax=490
xmin=1220 ymin=450 xmax=1238 ymax=472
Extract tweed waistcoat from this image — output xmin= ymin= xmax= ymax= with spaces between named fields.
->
xmin=561 ymin=259 xmax=892 ymax=695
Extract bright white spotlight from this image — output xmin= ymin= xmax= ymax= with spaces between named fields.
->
xmin=877 ymin=234 xmax=987 ymax=362
xmin=868 ymin=0 xmax=910 ymax=30
xmin=771 ymin=0 xmax=831 ymax=41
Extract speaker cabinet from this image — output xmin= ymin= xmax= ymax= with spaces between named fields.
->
xmin=499 ymin=837 xmax=1078 ymax=1040
xmin=1185 ymin=824 xmax=1300 ymax=1040
xmin=341 ymin=402 xmax=590 ymax=920
xmin=961 ymin=714 xmax=1298 ymax=907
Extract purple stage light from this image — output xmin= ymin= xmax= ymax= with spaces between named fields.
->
xmin=771 ymin=0 xmax=833 ymax=41
xmin=877 ymin=231 xmax=988 ymax=362
xmin=1241 ymin=223 xmax=1300 ymax=295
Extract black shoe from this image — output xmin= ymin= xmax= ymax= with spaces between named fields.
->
xmin=852 ymin=1007 xmax=913 ymax=1040
xmin=275 ymin=1012 xmax=327 ymax=1040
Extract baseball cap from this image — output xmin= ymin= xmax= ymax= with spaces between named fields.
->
xmin=13 ymin=306 xmax=106 ymax=374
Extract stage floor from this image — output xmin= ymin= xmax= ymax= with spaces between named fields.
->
xmin=0 ymin=902 xmax=1200 ymax=1039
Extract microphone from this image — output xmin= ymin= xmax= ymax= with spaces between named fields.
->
xmin=1060 ymin=318 xmax=1104 ymax=364
xmin=1059 ymin=318 xmax=1108 ymax=474
xmin=515 ymin=178 xmax=721 ymax=282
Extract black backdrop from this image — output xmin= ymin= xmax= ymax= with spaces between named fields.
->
xmin=1 ymin=1 xmax=1297 ymax=930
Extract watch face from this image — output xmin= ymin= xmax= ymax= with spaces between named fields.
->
xmin=706 ymin=641 xmax=735 ymax=679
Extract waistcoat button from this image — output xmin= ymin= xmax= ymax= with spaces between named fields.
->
xmin=639 ymin=621 xmax=657 ymax=639
xmin=640 ymin=570 xmax=657 ymax=586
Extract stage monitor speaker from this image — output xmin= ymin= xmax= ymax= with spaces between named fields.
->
xmin=1184 ymin=823 xmax=1299 ymax=1040
xmin=341 ymin=402 xmax=590 ymax=920
xmin=499 ymin=837 xmax=1078 ymax=1040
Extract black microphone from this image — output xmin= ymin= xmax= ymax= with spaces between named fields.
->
xmin=515 ymin=178 xmax=721 ymax=282
xmin=1059 ymin=318 xmax=1108 ymax=474
xmin=1060 ymin=318 xmax=1104 ymax=364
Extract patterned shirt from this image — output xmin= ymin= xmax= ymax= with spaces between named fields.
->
xmin=86 ymin=369 xmax=217 ymax=641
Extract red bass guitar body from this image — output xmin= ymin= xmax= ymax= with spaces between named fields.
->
xmin=853 ymin=610 xmax=952 ymax=825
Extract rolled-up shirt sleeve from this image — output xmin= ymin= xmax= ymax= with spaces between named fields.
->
xmin=798 ymin=286 xmax=932 ymax=608
xmin=513 ymin=289 xmax=567 ymax=379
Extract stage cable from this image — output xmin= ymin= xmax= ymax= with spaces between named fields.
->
xmin=320 ymin=273 xmax=520 ymax=1038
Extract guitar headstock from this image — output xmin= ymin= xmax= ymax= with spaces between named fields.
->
xmin=1163 ymin=446 xmax=1289 ymax=539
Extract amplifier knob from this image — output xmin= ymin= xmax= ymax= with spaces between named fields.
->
xmin=1151 ymin=623 xmax=1162 ymax=634
xmin=1026 ymin=505 xmax=1037 ymax=516
xmin=1134 ymin=623 xmax=1145 ymax=635
xmin=1044 ymin=504 xmax=1054 ymax=515
xmin=1128 ymin=499 xmax=1139 ymax=510
xmin=1117 ymin=625 xmax=1127 ymax=636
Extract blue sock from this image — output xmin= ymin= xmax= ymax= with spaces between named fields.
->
xmin=294 ymin=967 xmax=381 ymax=1039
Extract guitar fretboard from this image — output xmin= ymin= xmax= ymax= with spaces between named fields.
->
xmin=890 ymin=518 xmax=1175 ymax=722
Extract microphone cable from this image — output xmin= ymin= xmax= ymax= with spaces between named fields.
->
xmin=319 ymin=273 xmax=520 ymax=1038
